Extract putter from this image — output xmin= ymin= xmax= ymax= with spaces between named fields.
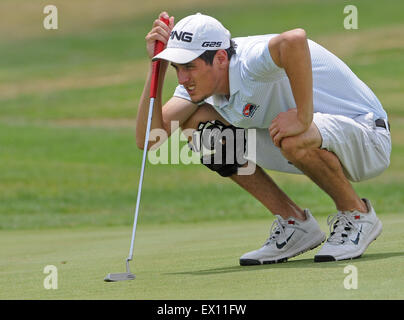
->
xmin=104 ymin=17 xmax=169 ymax=282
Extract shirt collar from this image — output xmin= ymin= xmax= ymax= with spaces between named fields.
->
xmin=229 ymin=55 xmax=241 ymax=96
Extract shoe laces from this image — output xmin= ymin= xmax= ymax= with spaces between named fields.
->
xmin=263 ymin=216 xmax=291 ymax=246
xmin=326 ymin=212 xmax=359 ymax=244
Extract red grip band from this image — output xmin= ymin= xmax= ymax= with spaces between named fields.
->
xmin=150 ymin=17 xmax=170 ymax=98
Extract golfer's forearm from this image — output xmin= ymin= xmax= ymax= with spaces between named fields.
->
xmin=136 ymin=62 xmax=168 ymax=149
xmin=279 ymin=29 xmax=313 ymax=127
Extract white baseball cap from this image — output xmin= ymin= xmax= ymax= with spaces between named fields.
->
xmin=152 ymin=13 xmax=231 ymax=64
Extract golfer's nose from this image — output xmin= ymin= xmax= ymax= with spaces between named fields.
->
xmin=177 ymin=69 xmax=190 ymax=85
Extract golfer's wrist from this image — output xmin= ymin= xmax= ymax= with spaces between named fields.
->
xmin=297 ymin=108 xmax=313 ymax=129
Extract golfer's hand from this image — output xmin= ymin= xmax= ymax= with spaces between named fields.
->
xmin=145 ymin=12 xmax=175 ymax=60
xmin=269 ymin=108 xmax=309 ymax=148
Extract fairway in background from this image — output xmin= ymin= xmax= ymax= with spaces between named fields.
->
xmin=1 ymin=0 xmax=403 ymax=229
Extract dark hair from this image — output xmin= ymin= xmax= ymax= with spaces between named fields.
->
xmin=198 ymin=40 xmax=237 ymax=65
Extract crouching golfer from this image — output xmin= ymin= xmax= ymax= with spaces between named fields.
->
xmin=136 ymin=12 xmax=391 ymax=264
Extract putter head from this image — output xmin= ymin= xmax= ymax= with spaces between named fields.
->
xmin=104 ymin=272 xmax=135 ymax=282
xmin=104 ymin=258 xmax=135 ymax=282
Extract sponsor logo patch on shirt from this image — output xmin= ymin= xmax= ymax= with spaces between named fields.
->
xmin=242 ymin=103 xmax=259 ymax=118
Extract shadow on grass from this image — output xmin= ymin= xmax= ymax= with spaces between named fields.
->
xmin=166 ymin=251 xmax=404 ymax=276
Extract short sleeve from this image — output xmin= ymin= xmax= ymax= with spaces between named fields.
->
xmin=173 ymin=84 xmax=191 ymax=101
xmin=242 ymin=39 xmax=282 ymax=81
xmin=173 ymin=85 xmax=206 ymax=106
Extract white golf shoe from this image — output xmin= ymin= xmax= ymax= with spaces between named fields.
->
xmin=314 ymin=199 xmax=382 ymax=262
xmin=240 ymin=210 xmax=326 ymax=265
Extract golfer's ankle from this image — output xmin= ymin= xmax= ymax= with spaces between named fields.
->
xmin=337 ymin=199 xmax=368 ymax=214
xmin=279 ymin=208 xmax=307 ymax=221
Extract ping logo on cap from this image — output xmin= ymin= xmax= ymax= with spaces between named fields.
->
xmin=170 ymin=31 xmax=193 ymax=43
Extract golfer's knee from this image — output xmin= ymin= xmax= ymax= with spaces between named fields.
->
xmin=280 ymin=136 xmax=306 ymax=162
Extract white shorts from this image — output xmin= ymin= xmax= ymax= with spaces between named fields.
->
xmin=246 ymin=112 xmax=391 ymax=182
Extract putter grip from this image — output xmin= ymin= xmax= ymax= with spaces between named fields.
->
xmin=150 ymin=17 xmax=170 ymax=98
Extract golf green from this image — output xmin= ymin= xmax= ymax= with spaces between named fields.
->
xmin=1 ymin=213 xmax=403 ymax=300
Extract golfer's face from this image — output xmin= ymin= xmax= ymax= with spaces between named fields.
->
xmin=171 ymin=59 xmax=217 ymax=103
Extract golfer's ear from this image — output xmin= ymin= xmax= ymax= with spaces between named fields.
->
xmin=215 ymin=49 xmax=229 ymax=67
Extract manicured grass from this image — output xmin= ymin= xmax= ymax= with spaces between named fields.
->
xmin=0 ymin=214 xmax=403 ymax=300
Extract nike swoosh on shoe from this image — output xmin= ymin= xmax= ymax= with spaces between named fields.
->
xmin=276 ymin=231 xmax=295 ymax=249
xmin=350 ymin=225 xmax=363 ymax=245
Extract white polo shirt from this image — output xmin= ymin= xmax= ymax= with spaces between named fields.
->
xmin=174 ymin=34 xmax=388 ymax=128
xmin=173 ymin=34 xmax=390 ymax=177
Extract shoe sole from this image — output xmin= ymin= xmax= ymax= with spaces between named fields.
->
xmin=314 ymin=220 xmax=382 ymax=263
xmin=314 ymin=254 xmax=363 ymax=262
xmin=240 ymin=257 xmax=288 ymax=266
xmin=240 ymin=234 xmax=326 ymax=266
